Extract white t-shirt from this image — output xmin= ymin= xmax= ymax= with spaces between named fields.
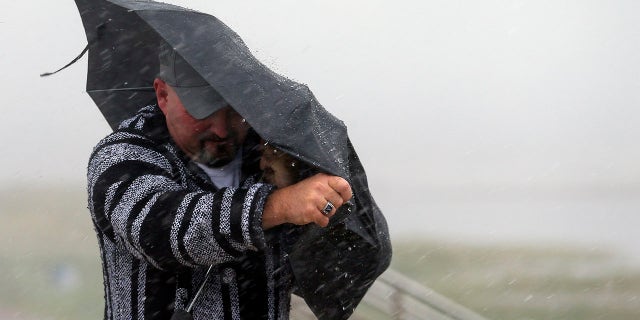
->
xmin=195 ymin=149 xmax=243 ymax=189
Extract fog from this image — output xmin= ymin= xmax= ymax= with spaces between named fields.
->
xmin=2 ymin=0 xmax=639 ymax=262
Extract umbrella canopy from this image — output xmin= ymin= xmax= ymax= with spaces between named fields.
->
xmin=75 ymin=0 xmax=349 ymax=179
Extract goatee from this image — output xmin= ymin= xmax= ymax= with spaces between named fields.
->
xmin=195 ymin=143 xmax=237 ymax=168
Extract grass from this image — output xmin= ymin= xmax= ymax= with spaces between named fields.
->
xmin=0 ymin=185 xmax=103 ymax=319
xmin=391 ymin=240 xmax=640 ymax=320
xmin=1 ymin=186 xmax=639 ymax=319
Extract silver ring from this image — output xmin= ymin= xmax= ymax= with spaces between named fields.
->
xmin=321 ymin=201 xmax=335 ymax=216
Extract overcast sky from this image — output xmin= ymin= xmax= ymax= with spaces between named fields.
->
xmin=2 ymin=1 xmax=639 ymax=255
xmin=2 ymin=0 xmax=639 ymax=187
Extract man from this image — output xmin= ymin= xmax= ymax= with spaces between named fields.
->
xmin=87 ymin=45 xmax=352 ymax=319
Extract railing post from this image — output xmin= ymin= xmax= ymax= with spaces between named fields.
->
xmin=391 ymin=287 xmax=405 ymax=320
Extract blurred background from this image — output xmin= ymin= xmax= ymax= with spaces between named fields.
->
xmin=1 ymin=0 xmax=639 ymax=319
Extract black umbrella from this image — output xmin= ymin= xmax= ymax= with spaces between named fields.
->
xmin=74 ymin=0 xmax=349 ymax=179
xmin=73 ymin=0 xmax=390 ymax=318
xmin=287 ymin=139 xmax=392 ymax=320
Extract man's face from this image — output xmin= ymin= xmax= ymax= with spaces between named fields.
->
xmin=154 ymin=79 xmax=249 ymax=167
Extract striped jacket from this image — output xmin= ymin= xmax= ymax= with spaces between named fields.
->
xmin=87 ymin=105 xmax=292 ymax=319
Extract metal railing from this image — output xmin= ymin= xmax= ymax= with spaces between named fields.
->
xmin=290 ymin=268 xmax=489 ymax=320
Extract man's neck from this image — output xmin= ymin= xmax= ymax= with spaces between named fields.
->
xmin=195 ymin=149 xmax=243 ymax=189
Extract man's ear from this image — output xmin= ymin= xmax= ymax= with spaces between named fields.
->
xmin=154 ymin=78 xmax=168 ymax=111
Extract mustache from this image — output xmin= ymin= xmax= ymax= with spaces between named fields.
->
xmin=197 ymin=126 xmax=239 ymax=143
xmin=197 ymin=132 xmax=228 ymax=143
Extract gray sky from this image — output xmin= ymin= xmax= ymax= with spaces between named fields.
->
xmin=2 ymin=1 xmax=639 ymax=256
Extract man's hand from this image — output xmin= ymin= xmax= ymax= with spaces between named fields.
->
xmin=262 ymin=173 xmax=352 ymax=229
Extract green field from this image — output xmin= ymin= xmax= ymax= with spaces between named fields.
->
xmin=2 ymin=186 xmax=639 ymax=319
xmin=391 ymin=239 xmax=640 ymax=320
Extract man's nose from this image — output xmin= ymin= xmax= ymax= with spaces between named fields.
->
xmin=204 ymin=108 xmax=230 ymax=139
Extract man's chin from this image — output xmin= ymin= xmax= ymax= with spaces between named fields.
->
xmin=196 ymin=150 xmax=237 ymax=168
xmin=195 ymin=145 xmax=238 ymax=168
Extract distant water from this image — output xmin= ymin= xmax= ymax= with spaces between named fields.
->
xmin=379 ymin=187 xmax=640 ymax=266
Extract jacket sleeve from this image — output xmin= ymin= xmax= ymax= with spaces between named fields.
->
xmin=87 ymin=131 xmax=274 ymax=272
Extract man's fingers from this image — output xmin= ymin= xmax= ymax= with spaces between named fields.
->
xmin=328 ymin=176 xmax=353 ymax=202
xmin=314 ymin=213 xmax=330 ymax=227
xmin=264 ymin=173 xmax=352 ymax=229
xmin=311 ymin=174 xmax=351 ymax=219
